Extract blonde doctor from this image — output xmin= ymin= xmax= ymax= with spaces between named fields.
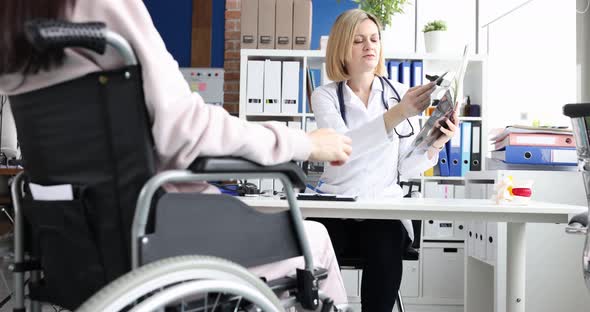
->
xmin=310 ymin=9 xmax=459 ymax=312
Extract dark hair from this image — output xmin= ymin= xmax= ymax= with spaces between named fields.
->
xmin=0 ymin=0 xmax=76 ymax=75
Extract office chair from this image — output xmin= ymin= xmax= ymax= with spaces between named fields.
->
xmin=311 ymin=182 xmax=422 ymax=312
xmin=563 ymin=103 xmax=590 ymax=294
xmin=9 ymin=20 xmax=346 ymax=312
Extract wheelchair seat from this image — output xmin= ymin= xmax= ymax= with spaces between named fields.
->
xmin=8 ymin=20 xmax=337 ymax=312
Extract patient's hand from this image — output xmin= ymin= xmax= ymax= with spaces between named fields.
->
xmin=307 ymin=128 xmax=352 ymax=165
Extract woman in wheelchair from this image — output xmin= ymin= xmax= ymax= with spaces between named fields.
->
xmin=0 ymin=0 xmax=352 ymax=311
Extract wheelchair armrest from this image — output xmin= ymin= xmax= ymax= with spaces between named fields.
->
xmin=189 ymin=157 xmax=307 ymax=191
xmin=569 ymin=211 xmax=589 ymax=227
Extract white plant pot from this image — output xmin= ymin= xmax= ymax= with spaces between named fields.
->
xmin=424 ymin=30 xmax=446 ymax=53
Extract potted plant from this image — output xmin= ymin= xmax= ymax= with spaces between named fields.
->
xmin=351 ymin=0 xmax=410 ymax=29
xmin=422 ymin=20 xmax=447 ymax=53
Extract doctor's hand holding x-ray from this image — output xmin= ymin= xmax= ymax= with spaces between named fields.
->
xmin=308 ymin=9 xmax=458 ymax=312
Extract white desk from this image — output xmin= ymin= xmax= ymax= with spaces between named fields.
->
xmin=241 ymin=197 xmax=587 ymax=312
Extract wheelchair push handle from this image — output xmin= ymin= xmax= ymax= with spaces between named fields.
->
xmin=24 ymin=19 xmax=138 ymax=66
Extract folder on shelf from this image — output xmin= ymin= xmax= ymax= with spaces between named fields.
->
xmin=287 ymin=121 xmax=302 ymax=130
xmin=438 ymin=142 xmax=450 ymax=176
xmin=410 ymin=61 xmax=423 ymax=87
xmin=281 ymin=61 xmax=300 ymax=114
xmin=292 ymin=0 xmax=312 ymax=50
xmin=448 ymin=129 xmax=462 ymax=176
xmin=275 ymin=0 xmax=293 ymax=49
xmin=491 ymin=146 xmax=577 ymax=165
xmin=399 ymin=61 xmax=412 ymax=88
xmin=423 ymin=166 xmax=434 ymax=177
xmin=246 ymin=60 xmax=264 ymax=113
xmin=258 ymin=0 xmax=276 ymax=49
xmin=470 ymin=121 xmax=482 ymax=171
xmin=387 ymin=60 xmax=401 ymax=83
xmin=240 ymin=0 xmax=258 ymax=49
xmin=493 ymin=132 xmax=575 ymax=150
xmin=305 ymin=117 xmax=317 ymax=132
xmin=263 ymin=60 xmax=282 ymax=113
xmin=460 ymin=122 xmax=472 ymax=176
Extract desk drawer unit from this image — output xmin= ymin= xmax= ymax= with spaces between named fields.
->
xmin=422 ymin=243 xmax=464 ymax=300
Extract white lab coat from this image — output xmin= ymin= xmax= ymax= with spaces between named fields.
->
xmin=310 ymin=76 xmax=438 ymax=241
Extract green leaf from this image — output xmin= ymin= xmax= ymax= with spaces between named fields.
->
xmin=337 ymin=0 xmax=411 ymax=28
xmin=422 ymin=19 xmax=447 ymax=32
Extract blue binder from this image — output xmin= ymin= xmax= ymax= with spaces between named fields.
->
xmin=448 ymin=130 xmax=462 ymax=176
xmin=410 ymin=61 xmax=423 ymax=87
xmin=460 ymin=122 xmax=472 ymax=176
xmin=399 ymin=61 xmax=412 ymax=87
xmin=438 ymin=142 xmax=450 ymax=176
xmin=387 ymin=60 xmax=401 ymax=83
xmin=491 ymin=146 xmax=578 ymax=165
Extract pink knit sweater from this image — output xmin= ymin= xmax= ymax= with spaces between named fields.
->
xmin=0 ymin=0 xmax=311 ymax=193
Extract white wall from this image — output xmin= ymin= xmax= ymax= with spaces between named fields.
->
xmin=383 ymin=0 xmax=577 ymax=130
xmin=482 ymin=0 xmax=577 ymax=129
xmin=578 ymin=0 xmax=590 ymax=102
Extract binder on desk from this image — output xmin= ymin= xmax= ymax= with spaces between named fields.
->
xmin=281 ymin=61 xmax=300 ymax=114
xmin=240 ymin=0 xmax=258 ymax=49
xmin=275 ymin=0 xmax=293 ymax=49
xmin=491 ymin=146 xmax=577 ymax=165
xmin=438 ymin=142 xmax=450 ymax=176
xmin=263 ymin=60 xmax=281 ymax=113
xmin=388 ymin=60 xmax=401 ymax=83
xmin=448 ymin=129 xmax=462 ymax=176
xmin=400 ymin=61 xmax=411 ymax=87
xmin=258 ymin=0 xmax=276 ymax=49
xmin=246 ymin=60 xmax=264 ymax=113
xmin=293 ymin=0 xmax=312 ymax=50
xmin=470 ymin=121 xmax=482 ymax=171
xmin=410 ymin=61 xmax=423 ymax=87
xmin=460 ymin=122 xmax=472 ymax=176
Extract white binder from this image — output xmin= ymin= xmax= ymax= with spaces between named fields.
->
xmin=263 ymin=60 xmax=282 ymax=114
xmin=305 ymin=118 xmax=317 ymax=132
xmin=287 ymin=121 xmax=302 ymax=130
xmin=246 ymin=60 xmax=264 ymax=114
xmin=281 ymin=61 xmax=300 ymax=114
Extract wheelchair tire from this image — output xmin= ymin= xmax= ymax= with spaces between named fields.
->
xmin=76 ymin=255 xmax=284 ymax=312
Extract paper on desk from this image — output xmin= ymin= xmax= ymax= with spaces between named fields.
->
xmin=29 ymin=183 xmax=74 ymax=201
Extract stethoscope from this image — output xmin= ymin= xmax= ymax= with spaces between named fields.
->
xmin=337 ymin=76 xmax=414 ymax=138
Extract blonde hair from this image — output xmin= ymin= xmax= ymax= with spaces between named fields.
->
xmin=325 ymin=9 xmax=387 ymax=82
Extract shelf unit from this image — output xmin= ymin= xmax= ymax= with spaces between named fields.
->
xmin=239 ymin=48 xmax=489 ymax=180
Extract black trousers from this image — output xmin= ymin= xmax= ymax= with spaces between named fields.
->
xmin=310 ymin=218 xmax=409 ymax=312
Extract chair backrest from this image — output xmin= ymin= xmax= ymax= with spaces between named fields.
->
xmin=9 ymin=64 xmax=156 ymax=307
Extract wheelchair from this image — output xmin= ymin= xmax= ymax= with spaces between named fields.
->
xmin=7 ymin=20 xmax=350 ymax=312
xmin=563 ymin=103 xmax=590 ymax=294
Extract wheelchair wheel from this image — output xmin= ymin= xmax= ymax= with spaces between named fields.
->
xmin=77 ymin=255 xmax=284 ymax=312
